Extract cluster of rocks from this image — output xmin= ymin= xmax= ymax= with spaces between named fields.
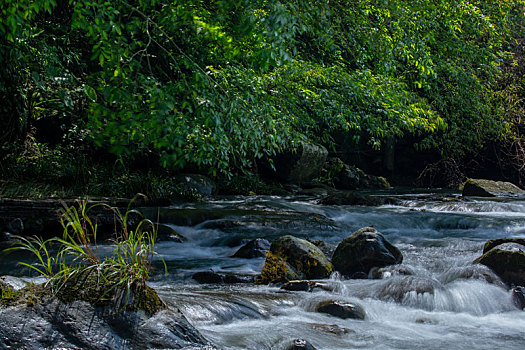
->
xmin=255 ymin=226 xmax=402 ymax=285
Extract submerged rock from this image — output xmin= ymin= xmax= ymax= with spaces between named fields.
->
xmin=156 ymin=223 xmax=185 ymax=242
xmin=462 ymin=178 xmax=525 ymax=197
xmin=284 ymin=338 xmax=317 ymax=350
xmin=0 ymin=278 xmax=210 ymax=349
xmin=370 ymin=265 xmax=415 ymax=279
xmin=315 ymin=300 xmax=366 ymax=320
xmin=474 ymin=241 xmax=525 ymax=287
xmin=232 ymin=238 xmax=271 ymax=259
xmin=438 ymin=264 xmax=506 ymax=288
xmin=192 ymin=271 xmax=254 ymax=284
xmin=375 ymin=276 xmax=439 ymax=303
xmin=332 ymin=227 xmax=403 ymax=277
xmin=512 ymin=286 xmax=525 ymax=310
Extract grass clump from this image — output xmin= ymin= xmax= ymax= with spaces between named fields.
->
xmin=4 ymin=196 xmax=166 ymax=314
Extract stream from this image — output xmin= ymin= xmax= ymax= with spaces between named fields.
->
xmin=3 ymin=190 xmax=525 ymax=349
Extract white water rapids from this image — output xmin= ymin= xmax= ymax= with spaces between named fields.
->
xmin=3 ymin=191 xmax=525 ymax=349
xmin=146 ymin=192 xmax=525 ymax=349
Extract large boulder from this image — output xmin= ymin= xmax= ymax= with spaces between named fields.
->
xmin=462 ymin=178 xmax=525 ymax=197
xmin=258 ymin=236 xmax=333 ymax=284
xmin=0 ymin=280 xmax=210 ymax=349
xmin=262 ymin=142 xmax=328 ymax=184
xmin=474 ymin=240 xmax=525 ymax=287
xmin=332 ymin=227 xmax=403 ymax=278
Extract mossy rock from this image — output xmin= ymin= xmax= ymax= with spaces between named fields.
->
xmin=332 ymin=227 xmax=403 ymax=277
xmin=257 ymin=251 xmax=300 ymax=284
xmin=483 ymin=238 xmax=525 ymax=254
xmin=53 ymin=270 xmax=165 ymax=315
xmin=462 ymin=178 xmax=525 ymax=197
xmin=474 ymin=242 xmax=525 ymax=287
xmin=258 ymin=235 xmax=333 ymax=284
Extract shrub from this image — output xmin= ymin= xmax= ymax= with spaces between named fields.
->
xmin=4 ymin=196 xmax=166 ymax=311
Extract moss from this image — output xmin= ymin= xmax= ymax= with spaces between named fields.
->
xmin=257 ymin=251 xmax=298 ymax=284
xmin=48 ymin=270 xmax=166 ymax=315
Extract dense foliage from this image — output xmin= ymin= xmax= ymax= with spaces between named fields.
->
xmin=1 ymin=0 xmax=524 ymax=181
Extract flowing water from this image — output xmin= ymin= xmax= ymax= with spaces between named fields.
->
xmin=4 ymin=190 xmax=525 ymax=349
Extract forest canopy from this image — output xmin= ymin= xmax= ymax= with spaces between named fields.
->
xmin=1 ymin=0 xmax=524 ymax=182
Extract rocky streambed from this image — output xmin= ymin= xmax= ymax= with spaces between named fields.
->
xmin=2 ymin=189 xmax=525 ymax=349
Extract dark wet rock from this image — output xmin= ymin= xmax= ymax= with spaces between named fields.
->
xmin=0 ymin=277 xmax=210 ymax=349
xmin=370 ymin=265 xmax=415 ymax=279
xmin=0 ymin=298 xmax=209 ymax=349
xmin=462 ymin=178 xmax=525 ymax=197
xmin=260 ymin=141 xmax=328 ymax=184
xmin=415 ymin=317 xmax=438 ymax=325
xmin=281 ymin=280 xmax=312 ymax=292
xmin=483 ymin=238 xmax=525 ymax=254
xmin=332 ymin=227 xmax=403 ymax=277
xmin=315 ymin=300 xmax=366 ymax=320
xmin=269 ymin=235 xmax=333 ymax=280
xmin=318 ymin=192 xmax=392 ymax=206
xmin=310 ymin=323 xmax=354 ymax=336
xmin=156 ymin=224 xmax=185 ymax=242
xmin=174 ymin=173 xmax=215 ymax=196
xmin=232 ymin=238 xmax=271 ymax=259
xmin=308 ymin=239 xmax=336 ymax=260
xmin=438 ymin=264 xmax=506 ymax=288
xmin=512 ymin=286 xmax=525 ymax=310
xmin=474 ymin=242 xmax=525 ymax=286
xmin=192 ymin=271 xmax=224 ymax=284
xmin=375 ymin=276 xmax=439 ymax=303
xmin=284 ymin=338 xmax=317 ymax=350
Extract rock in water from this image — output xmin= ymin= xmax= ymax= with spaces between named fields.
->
xmin=284 ymin=338 xmax=317 ymax=350
xmin=270 ymin=235 xmax=333 ymax=279
xmin=258 ymin=236 xmax=333 ymax=284
xmin=512 ymin=286 xmax=525 ymax=310
xmin=0 ymin=285 xmax=210 ymax=349
xmin=462 ymin=178 xmax=525 ymax=197
xmin=332 ymin=227 xmax=403 ymax=277
xmin=232 ymin=238 xmax=271 ymax=259
xmin=474 ymin=241 xmax=525 ymax=287
xmin=315 ymin=300 xmax=366 ymax=320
